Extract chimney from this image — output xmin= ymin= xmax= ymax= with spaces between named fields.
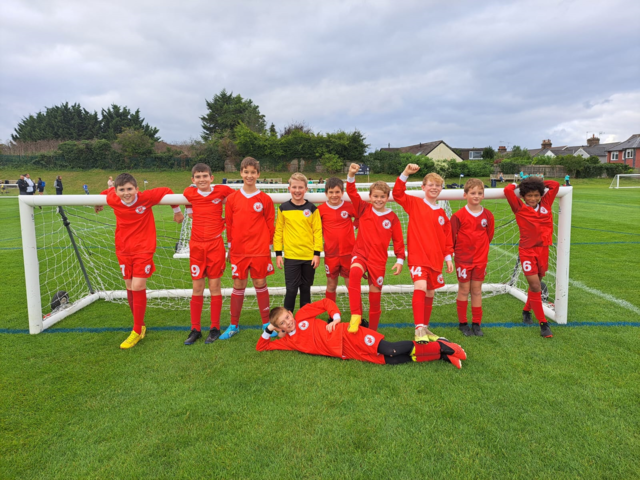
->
xmin=587 ymin=134 xmax=600 ymax=147
xmin=498 ymin=146 xmax=507 ymax=153
xmin=541 ymin=139 xmax=552 ymax=150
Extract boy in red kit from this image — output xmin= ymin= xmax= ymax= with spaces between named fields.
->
xmin=504 ymin=177 xmax=560 ymax=338
xmin=346 ymin=163 xmax=405 ymax=333
xmin=393 ymin=165 xmax=453 ymax=340
xmin=451 ymin=178 xmax=495 ymax=337
xmin=95 ymin=173 xmax=183 ymax=349
xmin=182 ymin=163 xmax=235 ymax=345
xmin=225 ymin=157 xmax=276 ymax=339
xmin=258 ymin=299 xmax=467 ymax=369
xmin=318 ymin=177 xmax=357 ymax=303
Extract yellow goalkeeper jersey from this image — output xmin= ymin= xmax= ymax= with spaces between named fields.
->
xmin=273 ymin=200 xmax=323 ymax=260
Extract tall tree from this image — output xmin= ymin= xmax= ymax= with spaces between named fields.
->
xmin=11 ymin=102 xmax=100 ymax=142
xmin=99 ymin=104 xmax=160 ymax=141
xmin=200 ymin=89 xmax=266 ymax=140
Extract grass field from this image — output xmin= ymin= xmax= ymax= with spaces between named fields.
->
xmin=1 ymin=172 xmax=639 ymax=479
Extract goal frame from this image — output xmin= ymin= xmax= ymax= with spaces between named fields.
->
xmin=609 ymin=174 xmax=640 ymax=189
xmin=18 ymin=186 xmax=573 ymax=334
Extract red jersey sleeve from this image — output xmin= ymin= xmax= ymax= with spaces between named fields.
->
xmin=486 ymin=209 xmax=495 ymax=243
xmin=442 ymin=215 xmax=453 ymax=258
xmin=296 ymin=298 xmax=341 ymax=321
xmin=392 ymin=176 xmax=412 ymax=212
xmin=263 ymin=194 xmax=276 ymax=244
xmin=504 ymin=183 xmax=522 ymax=214
xmin=256 ymin=334 xmax=296 ymax=352
xmin=346 ymin=180 xmax=367 ymax=218
xmin=100 ymin=188 xmax=112 ymax=195
xmin=391 ymin=219 xmax=406 ymax=260
xmin=541 ymin=180 xmax=560 ymax=209
xmin=145 ymin=187 xmax=179 ymax=210
xmin=450 ymin=213 xmax=461 ymax=250
xmin=225 ymin=193 xmax=236 ymax=246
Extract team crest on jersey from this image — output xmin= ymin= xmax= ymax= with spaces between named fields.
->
xmin=481 ymin=219 xmax=488 ymax=227
xmin=135 ymin=206 xmax=146 ymax=214
xmin=376 ymin=276 xmax=384 ymax=286
xmin=364 ymin=335 xmax=375 ymax=346
xmin=303 ymin=209 xmax=311 ymax=217
xmin=437 ymin=274 xmax=444 ymax=284
xmin=267 ymin=263 xmax=274 ymax=272
xmin=254 ymin=202 xmax=263 ymax=212
xmin=299 ymin=321 xmax=309 ymax=331
xmin=145 ymin=264 xmax=152 ymax=274
xmin=212 ymin=198 xmax=222 ymax=204
xmin=382 ymin=219 xmax=391 ymax=229
xmin=540 ymin=206 xmax=548 ymax=214
xmin=340 ymin=210 xmax=349 ymax=219
xmin=438 ymin=216 xmax=445 ymax=225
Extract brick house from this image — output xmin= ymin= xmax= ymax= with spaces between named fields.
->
xmin=606 ymin=134 xmax=640 ymax=168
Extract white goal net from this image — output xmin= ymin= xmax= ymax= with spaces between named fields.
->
xmin=609 ymin=174 xmax=640 ymax=189
xmin=18 ymin=182 xmax=573 ymax=333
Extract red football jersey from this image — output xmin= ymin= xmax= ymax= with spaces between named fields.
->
xmin=226 ymin=188 xmax=275 ymax=257
xmin=451 ymin=206 xmax=495 ymax=265
xmin=346 ymin=179 xmax=405 ymax=266
xmin=183 ymin=184 xmax=235 ymax=243
xmin=102 ymin=187 xmax=175 ymax=256
xmin=504 ymin=180 xmax=560 ymax=249
xmin=255 ymin=299 xmax=385 ymax=364
xmin=318 ymin=201 xmax=356 ymax=258
xmin=392 ymin=177 xmax=453 ymax=270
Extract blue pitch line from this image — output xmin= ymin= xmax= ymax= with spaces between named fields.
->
xmin=2 ymin=321 xmax=639 ymax=335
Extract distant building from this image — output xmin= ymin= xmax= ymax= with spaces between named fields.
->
xmin=606 ymin=134 xmax=640 ymax=168
xmin=381 ymin=140 xmax=463 ymax=162
xmin=530 ymin=136 xmax=620 ymax=164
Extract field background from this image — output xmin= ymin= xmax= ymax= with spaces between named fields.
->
xmin=1 ymin=170 xmax=639 ymax=479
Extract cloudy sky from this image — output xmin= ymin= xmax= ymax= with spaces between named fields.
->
xmin=1 ymin=0 xmax=639 ymax=151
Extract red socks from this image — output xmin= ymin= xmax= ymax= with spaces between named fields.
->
xmin=412 ymin=341 xmax=441 ymax=362
xmin=325 ymin=290 xmax=337 ymax=302
xmin=471 ymin=306 xmax=483 ymax=325
xmin=190 ymin=295 xmax=204 ymax=331
xmin=230 ymin=288 xmax=245 ymax=326
xmin=255 ymin=285 xmax=270 ymax=324
xmin=528 ymin=290 xmax=546 ymax=323
xmin=210 ymin=295 xmax=222 ymax=330
xmin=412 ymin=290 xmax=426 ymax=327
xmin=132 ymin=290 xmax=147 ymax=334
xmin=348 ymin=268 xmax=364 ymax=315
xmin=369 ymin=291 xmax=381 ymax=331
xmin=424 ymin=295 xmax=434 ymax=325
xmin=126 ymin=289 xmax=134 ymax=314
xmin=456 ymin=299 xmax=468 ymax=324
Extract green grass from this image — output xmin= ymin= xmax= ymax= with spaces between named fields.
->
xmin=1 ymin=177 xmax=639 ymax=479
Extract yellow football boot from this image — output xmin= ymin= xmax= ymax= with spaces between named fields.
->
xmin=348 ymin=314 xmax=361 ymax=334
xmin=120 ymin=326 xmax=146 ymax=349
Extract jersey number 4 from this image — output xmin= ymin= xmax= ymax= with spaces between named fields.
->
xmin=410 ymin=266 xmax=422 ymax=277
xmin=457 ymin=267 xmax=467 ymax=279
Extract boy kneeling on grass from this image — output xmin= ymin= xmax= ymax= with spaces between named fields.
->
xmin=257 ymin=299 xmax=467 ymax=369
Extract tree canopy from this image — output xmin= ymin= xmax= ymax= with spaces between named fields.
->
xmin=200 ymin=89 xmax=266 ymax=140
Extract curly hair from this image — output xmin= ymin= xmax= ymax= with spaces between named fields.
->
xmin=519 ymin=177 xmax=545 ymax=197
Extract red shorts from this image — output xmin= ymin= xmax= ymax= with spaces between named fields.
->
xmin=117 ymin=253 xmax=155 ymax=279
xmin=340 ymin=324 xmax=385 ymax=365
xmin=409 ymin=265 xmax=445 ymax=290
xmin=324 ymin=255 xmax=351 ymax=279
xmin=519 ymin=246 xmax=549 ymax=277
xmin=454 ymin=263 xmax=487 ymax=283
xmin=230 ymin=254 xmax=275 ymax=280
xmin=351 ymin=255 xmax=386 ymax=287
xmin=190 ymin=238 xmax=226 ymax=280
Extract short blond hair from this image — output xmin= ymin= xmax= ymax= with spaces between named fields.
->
xmin=369 ymin=181 xmax=390 ymax=196
xmin=269 ymin=306 xmax=287 ymax=327
xmin=423 ymin=173 xmax=444 ymax=186
xmin=464 ymin=178 xmax=484 ymax=193
xmin=289 ymin=172 xmax=308 ymax=186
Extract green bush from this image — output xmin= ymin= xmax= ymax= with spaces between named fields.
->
xmin=320 ymin=153 xmax=343 ymax=174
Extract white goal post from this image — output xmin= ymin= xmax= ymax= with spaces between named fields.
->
xmin=609 ymin=174 xmax=640 ymax=189
xmin=18 ymin=184 xmax=573 ymax=334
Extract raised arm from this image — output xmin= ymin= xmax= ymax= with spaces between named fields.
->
xmin=256 ymin=330 xmax=295 ymax=352
xmin=503 ymin=183 xmax=522 ymax=214
xmin=393 ymin=164 xmax=420 ymax=210
xmin=542 ymin=180 xmax=560 ymax=208
xmin=297 ymin=298 xmax=341 ymax=321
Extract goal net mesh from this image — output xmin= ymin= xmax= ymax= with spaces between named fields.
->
xmin=609 ymin=174 xmax=640 ymax=189
xmin=32 ymin=183 xmax=558 ymax=320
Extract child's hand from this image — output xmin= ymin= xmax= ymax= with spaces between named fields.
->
xmin=445 ymin=260 xmax=453 ymax=274
xmin=403 ymin=164 xmax=420 ymax=176
xmin=187 ymin=213 xmax=193 ymax=219
xmin=348 ymin=163 xmax=360 ymax=177
xmin=326 ymin=318 xmax=340 ymax=333
xmin=174 ymin=212 xmax=184 ymax=224
xmin=276 ymin=256 xmax=284 ymax=269
xmin=392 ymin=262 xmax=403 ymax=275
xmin=311 ymin=255 xmax=320 ymax=269
xmin=94 ymin=206 xmax=104 ymax=213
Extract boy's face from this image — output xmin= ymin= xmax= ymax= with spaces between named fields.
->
xmin=523 ymin=191 xmax=542 ymax=208
xmin=423 ymin=181 xmax=443 ymax=201
xmin=289 ymin=179 xmax=308 ymax=202
xmin=325 ymin=186 xmax=344 ymax=206
xmin=464 ymin=186 xmax=484 ymax=207
xmin=115 ymin=182 xmax=139 ymax=203
xmin=192 ymin=171 xmax=213 ymax=191
xmin=370 ymin=189 xmax=389 ymax=211
xmin=241 ymin=166 xmax=260 ymax=186
xmin=274 ymin=310 xmax=296 ymax=334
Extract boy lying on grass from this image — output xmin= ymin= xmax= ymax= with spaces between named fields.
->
xmin=257 ymin=299 xmax=467 ymax=369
